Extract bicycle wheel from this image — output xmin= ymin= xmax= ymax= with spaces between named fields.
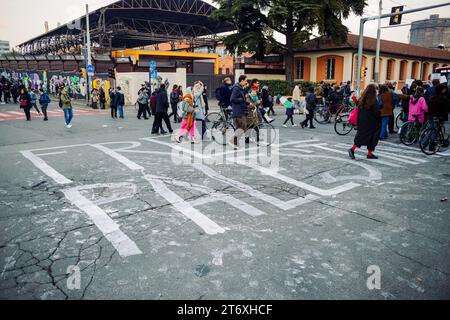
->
xmin=334 ymin=113 xmax=353 ymax=136
xmin=211 ymin=118 xmax=235 ymax=145
xmin=249 ymin=123 xmax=277 ymax=146
xmin=314 ymin=106 xmax=331 ymax=124
xmin=395 ymin=112 xmax=405 ymax=129
xmin=419 ymin=128 xmax=442 ymax=155
xmin=399 ymin=122 xmax=418 ymax=145
xmin=205 ymin=112 xmax=221 ymax=124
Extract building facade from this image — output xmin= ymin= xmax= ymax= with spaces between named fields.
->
xmin=0 ymin=40 xmax=10 ymax=54
xmin=410 ymin=15 xmax=450 ymax=50
xmin=293 ymin=34 xmax=450 ymax=90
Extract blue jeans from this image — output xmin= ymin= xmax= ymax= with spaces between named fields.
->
xmin=380 ymin=116 xmax=389 ymax=139
xmin=118 ymin=105 xmax=124 ymax=118
xmin=63 ymin=108 xmax=73 ymax=125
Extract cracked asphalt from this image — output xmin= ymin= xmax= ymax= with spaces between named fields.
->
xmin=0 ymin=101 xmax=449 ymax=300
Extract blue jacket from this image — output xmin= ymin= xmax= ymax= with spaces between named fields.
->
xmin=39 ymin=93 xmax=51 ymax=106
xmin=114 ymin=91 xmax=125 ymax=106
xmin=424 ymin=85 xmax=437 ymax=104
xmin=230 ymin=83 xmax=247 ymax=118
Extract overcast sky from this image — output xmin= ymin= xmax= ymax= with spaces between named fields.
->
xmin=1 ymin=0 xmax=449 ymax=49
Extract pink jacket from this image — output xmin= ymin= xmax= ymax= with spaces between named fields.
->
xmin=408 ymin=97 xmax=428 ymax=123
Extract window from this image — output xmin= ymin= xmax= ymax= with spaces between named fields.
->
xmin=422 ymin=62 xmax=430 ymax=80
xmin=399 ymin=61 xmax=407 ymax=81
xmin=225 ymin=68 xmax=230 ymax=75
xmin=371 ymin=57 xmax=382 ymax=81
xmin=219 ymin=68 xmax=223 ymax=75
xmin=411 ymin=62 xmax=419 ymax=79
xmin=296 ymin=59 xmax=305 ymax=79
xmin=326 ymin=58 xmax=336 ymax=80
xmin=386 ymin=59 xmax=395 ymax=80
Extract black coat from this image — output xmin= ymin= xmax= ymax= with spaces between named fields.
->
xmin=354 ymin=103 xmax=381 ymax=149
xmin=156 ymin=88 xmax=169 ymax=113
xmin=230 ymin=84 xmax=247 ymax=118
xmin=261 ymin=89 xmax=271 ymax=108
xmin=428 ymin=95 xmax=450 ymax=122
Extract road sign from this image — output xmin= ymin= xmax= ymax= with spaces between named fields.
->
xmin=149 ymin=60 xmax=156 ymax=71
xmin=86 ymin=64 xmax=94 ymax=76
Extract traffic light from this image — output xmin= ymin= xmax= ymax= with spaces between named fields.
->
xmin=108 ymin=68 xmax=115 ymax=79
xmin=361 ymin=67 xmax=368 ymax=78
xmin=390 ymin=6 xmax=404 ymax=26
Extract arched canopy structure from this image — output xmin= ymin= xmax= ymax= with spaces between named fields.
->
xmin=17 ymin=0 xmax=234 ymax=55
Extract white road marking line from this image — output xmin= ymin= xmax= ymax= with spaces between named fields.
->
xmin=20 ymin=150 xmax=72 ymax=184
xmin=27 ymin=143 xmax=89 ymax=152
xmin=34 ymin=151 xmax=68 ymax=157
xmin=311 ymin=145 xmax=402 ymax=168
xmin=333 ymin=144 xmax=426 ymax=164
xmin=187 ymin=194 xmax=266 ymax=217
xmin=91 ymin=144 xmax=144 ymax=171
xmin=63 ymin=187 xmax=142 ymax=257
xmin=143 ymin=175 xmax=226 ymax=235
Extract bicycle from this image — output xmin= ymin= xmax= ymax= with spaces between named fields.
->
xmin=206 ymin=105 xmax=235 ymax=145
xmin=399 ymin=114 xmax=429 ymax=146
xmin=334 ymin=111 xmax=357 ymax=136
xmin=418 ymin=117 xmax=449 ymax=155
xmin=395 ymin=108 xmax=407 ymax=129
xmin=246 ymin=107 xmax=277 ymax=147
xmin=315 ymin=94 xmax=355 ymax=124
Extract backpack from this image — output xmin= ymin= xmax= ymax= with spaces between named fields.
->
xmin=215 ymin=87 xmax=222 ymax=102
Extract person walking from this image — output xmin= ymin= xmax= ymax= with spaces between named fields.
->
xmin=152 ymin=84 xmax=173 ymax=135
xmin=60 ymin=87 xmax=74 ymax=128
xmin=109 ymin=87 xmax=117 ymax=119
xmin=29 ymin=89 xmax=41 ymax=114
xmin=229 ymin=75 xmax=249 ymax=149
xmin=137 ymin=88 xmax=149 ymax=120
xmin=193 ymin=81 xmax=206 ymax=140
xmin=261 ymin=85 xmax=274 ymax=122
xmin=348 ymin=84 xmax=381 ymax=160
xmin=114 ymin=86 xmax=125 ymax=119
xmin=11 ymin=82 xmax=19 ymax=104
xmin=38 ymin=88 xmax=51 ymax=121
xmin=300 ymin=87 xmax=317 ymax=129
xmin=378 ymin=84 xmax=394 ymax=140
xmin=168 ymin=84 xmax=180 ymax=123
xmin=282 ymin=97 xmax=296 ymax=127
xmin=19 ymin=88 xmax=32 ymax=121
xmin=175 ymin=93 xmax=196 ymax=144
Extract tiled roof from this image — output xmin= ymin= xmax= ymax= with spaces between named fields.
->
xmin=296 ymin=34 xmax=450 ymax=62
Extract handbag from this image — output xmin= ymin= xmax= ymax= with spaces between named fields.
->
xmin=20 ymin=100 xmax=27 ymax=107
xmin=348 ymin=106 xmax=358 ymax=126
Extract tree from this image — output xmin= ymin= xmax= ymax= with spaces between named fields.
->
xmin=212 ymin=0 xmax=367 ymax=84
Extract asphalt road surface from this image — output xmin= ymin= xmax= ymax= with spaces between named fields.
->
xmin=0 ymin=101 xmax=449 ymax=300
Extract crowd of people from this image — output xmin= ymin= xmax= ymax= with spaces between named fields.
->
xmin=2 ymin=72 xmax=450 ymax=157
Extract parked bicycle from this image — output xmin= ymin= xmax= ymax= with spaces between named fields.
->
xmin=418 ymin=117 xmax=449 ymax=155
xmin=395 ymin=108 xmax=407 ymax=129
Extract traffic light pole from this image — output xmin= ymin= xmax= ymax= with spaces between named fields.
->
xmin=356 ymin=1 xmax=450 ymax=97
xmin=374 ymin=0 xmax=382 ymax=84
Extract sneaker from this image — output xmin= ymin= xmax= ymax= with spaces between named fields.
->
xmin=43 ymin=118 xmax=48 ymax=121
xmin=300 ymin=123 xmax=305 ymax=129
xmin=292 ymin=124 xmax=298 ymax=127
xmin=367 ymin=154 xmax=378 ymax=159
xmin=309 ymin=126 xmax=316 ymax=129
xmin=348 ymin=148 xmax=355 ymax=160
xmin=161 ymin=130 xmax=168 ymax=135
xmin=282 ymin=124 xmax=288 ymax=128
xmin=67 ymin=124 xmax=72 ymax=128
xmin=175 ymin=136 xmax=181 ymax=143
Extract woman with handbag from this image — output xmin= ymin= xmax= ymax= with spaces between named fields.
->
xmin=19 ymin=88 xmax=32 ymax=121
xmin=175 ymin=93 xmax=197 ymax=144
xmin=348 ymin=84 xmax=381 ymax=160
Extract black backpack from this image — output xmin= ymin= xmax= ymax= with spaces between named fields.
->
xmin=215 ymin=87 xmax=222 ymax=102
